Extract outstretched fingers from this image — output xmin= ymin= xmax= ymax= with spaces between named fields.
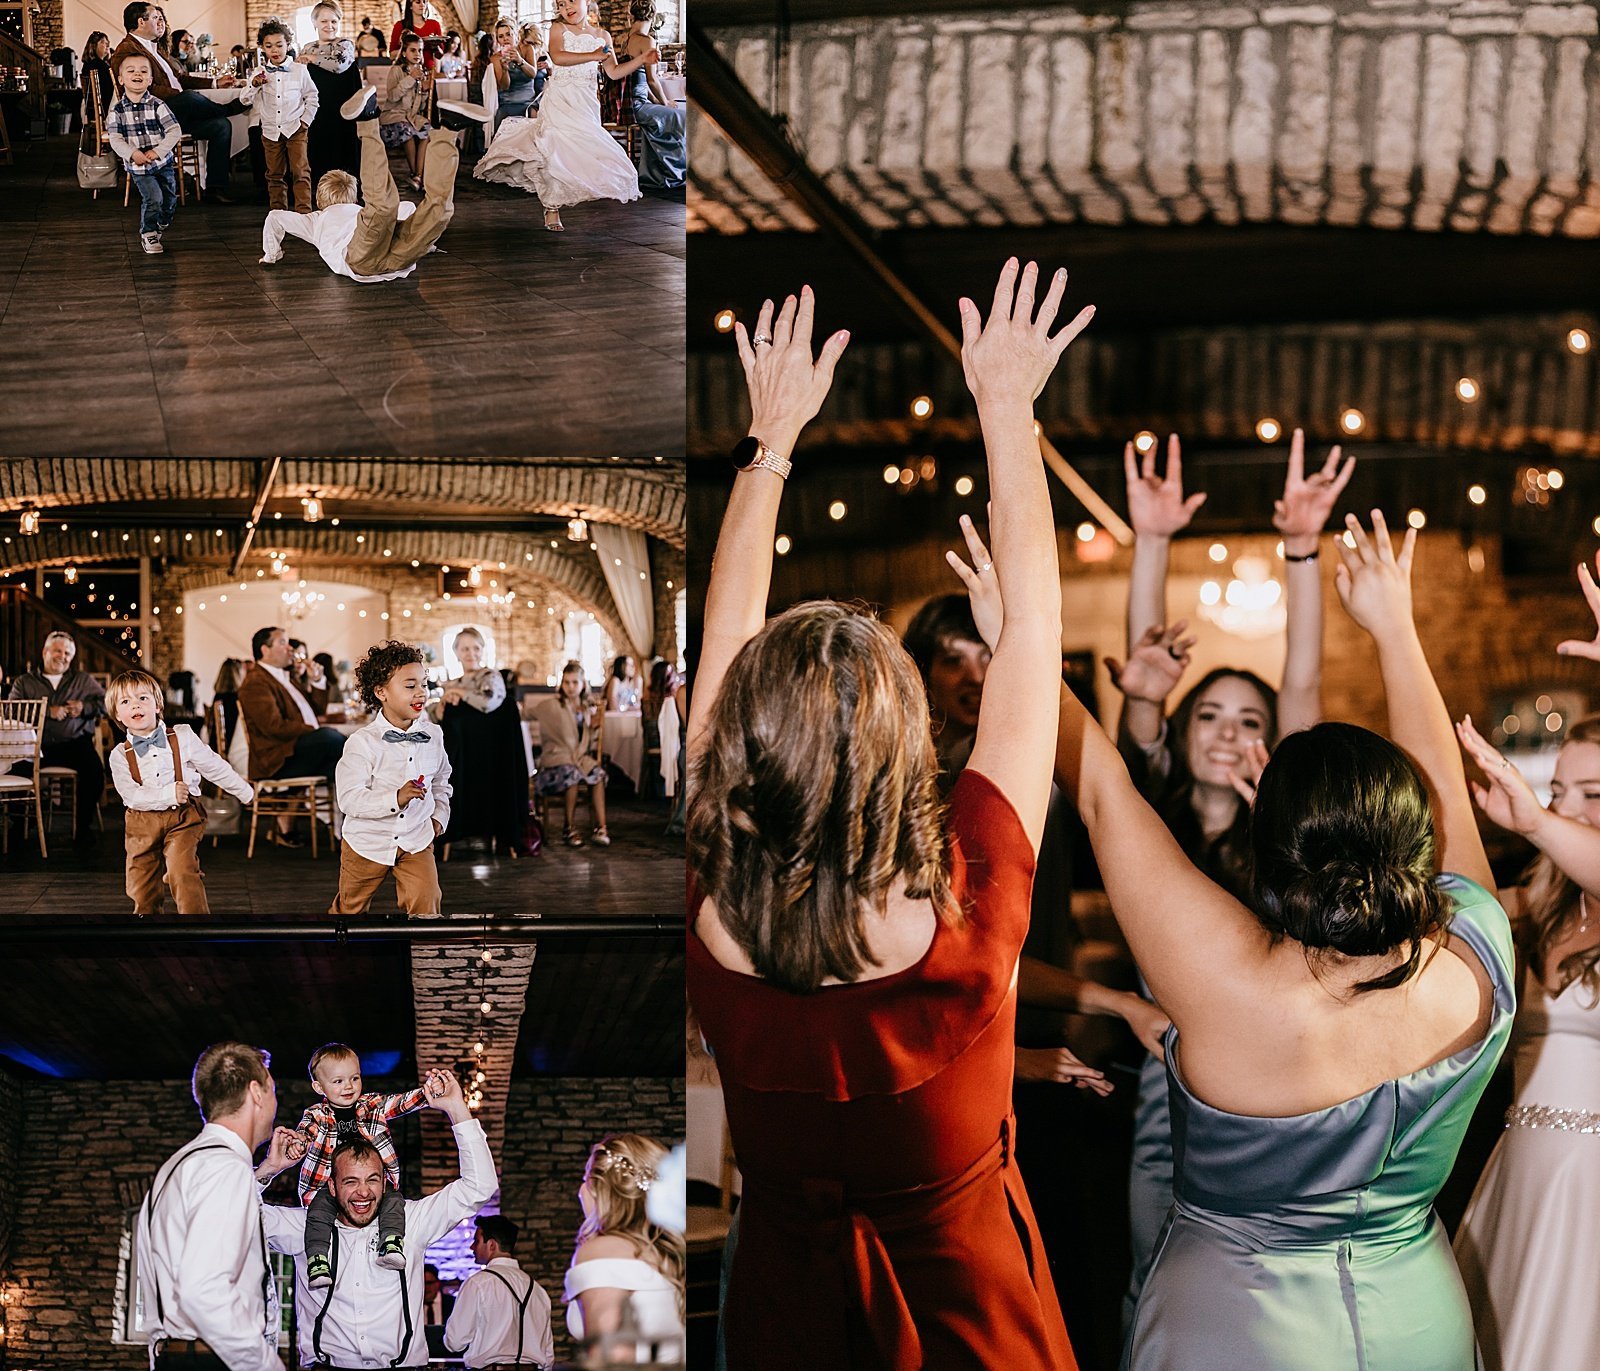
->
xmin=958 ymin=512 xmax=993 ymax=572
xmin=1036 ymin=266 xmax=1068 ymax=335
xmin=990 ymin=256 xmax=1020 ymax=324
xmin=1048 ymin=304 xmax=1096 ymax=360
xmin=792 ymin=284 xmax=816 ymax=349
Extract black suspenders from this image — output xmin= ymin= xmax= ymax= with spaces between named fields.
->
xmin=483 ymin=1268 xmax=536 ymax=1366
xmin=144 ymin=1144 xmax=271 ymax=1332
xmin=310 ymin=1226 xmax=414 ymax=1369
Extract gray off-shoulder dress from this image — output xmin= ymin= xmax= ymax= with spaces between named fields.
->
xmin=1126 ymin=875 xmax=1514 ymax=1371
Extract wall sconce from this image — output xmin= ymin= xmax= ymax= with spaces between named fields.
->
xmin=567 ymin=516 xmax=589 ymax=542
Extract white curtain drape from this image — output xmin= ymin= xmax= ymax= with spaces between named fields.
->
xmin=454 ymin=0 xmax=480 ymax=33
xmin=593 ymin=523 xmax=655 ymax=661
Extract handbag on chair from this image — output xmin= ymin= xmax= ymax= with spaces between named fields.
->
xmin=77 ymin=146 xmax=118 ymax=189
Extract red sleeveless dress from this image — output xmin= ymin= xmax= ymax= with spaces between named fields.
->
xmin=688 ymin=770 xmax=1078 ymax=1370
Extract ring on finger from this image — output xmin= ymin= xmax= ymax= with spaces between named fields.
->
xmin=752 ymin=332 xmax=773 ymax=347
xmin=977 ymin=560 xmax=993 ymax=573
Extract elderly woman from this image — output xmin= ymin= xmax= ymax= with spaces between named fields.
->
xmin=436 ymin=627 xmax=528 ymax=857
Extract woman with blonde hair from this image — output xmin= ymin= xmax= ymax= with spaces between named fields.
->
xmin=1452 ymin=563 xmax=1600 ymax=1371
xmin=565 ymin=1134 xmax=685 ymax=1362
xmin=687 ymin=264 xmax=1093 ymax=1369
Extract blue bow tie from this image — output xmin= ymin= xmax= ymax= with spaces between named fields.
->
xmin=383 ymin=729 xmax=429 ymax=744
xmin=266 ymin=63 xmax=291 ymax=72
xmin=130 ymin=730 xmax=169 ymax=757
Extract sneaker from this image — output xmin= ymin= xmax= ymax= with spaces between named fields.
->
xmin=590 ymin=828 xmax=611 ymax=847
xmin=375 ymin=1235 xmax=406 ymax=1270
xmin=140 ymin=232 xmax=164 ymax=254
xmin=434 ymin=100 xmax=479 ymax=133
xmin=307 ymin=1254 xmax=333 ymax=1289
xmin=341 ymin=86 xmax=379 ymax=121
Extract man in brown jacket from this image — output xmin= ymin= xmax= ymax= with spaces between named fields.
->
xmin=237 ymin=625 xmax=347 ymax=848
xmin=112 ymin=2 xmax=242 ymax=201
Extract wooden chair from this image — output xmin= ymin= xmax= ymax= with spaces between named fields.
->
xmin=0 ymin=698 xmax=49 ymax=858
xmin=600 ymin=74 xmax=638 ymax=161
xmin=86 ymin=68 xmax=113 ymax=199
xmin=235 ymin=713 xmax=332 ymax=859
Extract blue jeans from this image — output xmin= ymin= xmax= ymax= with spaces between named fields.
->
xmin=165 ymin=89 xmax=235 ymax=192
xmin=132 ymin=163 xmax=178 ymax=234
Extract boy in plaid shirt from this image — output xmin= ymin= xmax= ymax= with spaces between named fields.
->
xmin=297 ymin=1042 xmax=441 ymax=1287
xmin=106 ymin=52 xmax=181 ymax=255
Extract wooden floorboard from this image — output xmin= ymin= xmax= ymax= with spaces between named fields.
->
xmin=0 ymin=796 xmax=683 ymax=917
xmin=0 ymin=134 xmax=685 ymax=459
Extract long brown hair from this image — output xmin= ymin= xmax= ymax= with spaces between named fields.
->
xmin=1521 ymin=715 xmax=1600 ymax=1003
xmin=576 ymin=1135 xmax=685 ymax=1318
xmin=688 ymin=601 xmax=954 ymax=994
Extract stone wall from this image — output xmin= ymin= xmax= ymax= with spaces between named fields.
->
xmin=34 ymin=0 xmax=63 ymax=55
xmin=495 ymin=1076 xmax=685 ymax=1365
xmin=0 ymin=1062 xmax=23 ymax=1281
xmin=693 ymin=0 xmax=1600 ymax=237
xmin=649 ymin=539 xmax=685 ymax=661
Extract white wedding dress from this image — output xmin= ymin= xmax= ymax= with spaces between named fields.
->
xmin=564 ymin=1256 xmax=683 ymax=1364
xmin=1454 ymin=960 xmax=1600 ymax=1371
xmin=474 ymin=26 xmax=641 ymax=209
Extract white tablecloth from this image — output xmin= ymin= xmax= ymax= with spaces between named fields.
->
xmin=658 ymin=74 xmax=685 ymax=104
xmin=435 ymin=78 xmax=468 ymax=104
xmin=0 ymin=727 xmax=39 ymax=774
xmin=192 ymin=83 xmax=253 ymax=188
xmin=604 ymin=711 xmax=643 ymax=789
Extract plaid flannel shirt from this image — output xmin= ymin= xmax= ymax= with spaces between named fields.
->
xmin=295 ymin=1086 xmax=429 ymax=1205
xmin=105 ymin=92 xmax=180 ymax=172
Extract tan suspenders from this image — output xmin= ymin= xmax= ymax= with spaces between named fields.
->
xmin=122 ymin=727 xmax=184 ymax=792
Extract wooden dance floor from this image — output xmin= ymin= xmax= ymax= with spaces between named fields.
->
xmin=1 ymin=796 xmax=682 ymax=917
xmin=0 ymin=136 xmax=685 ymax=459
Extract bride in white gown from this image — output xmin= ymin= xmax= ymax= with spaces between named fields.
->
xmin=473 ymin=0 xmax=659 ymax=231
xmin=1452 ymin=666 xmax=1600 ymax=1371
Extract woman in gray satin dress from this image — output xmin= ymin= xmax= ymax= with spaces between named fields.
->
xmin=1049 ymin=512 xmax=1513 ymax=1371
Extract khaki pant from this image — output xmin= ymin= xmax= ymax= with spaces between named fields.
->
xmin=331 ymin=842 xmax=441 ymax=915
xmin=263 ymin=125 xmax=312 ymax=211
xmin=125 ymin=800 xmax=209 ymax=916
xmin=344 ymin=120 xmax=460 ymax=279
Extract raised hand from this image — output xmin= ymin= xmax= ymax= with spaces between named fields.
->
xmin=1273 ymin=428 xmax=1355 ymax=546
xmin=1015 ymin=1045 xmax=1112 ymax=1096
xmin=1456 ymin=714 xmax=1547 ymax=836
xmin=957 ymin=258 xmax=1093 ymax=408
xmin=733 ymin=286 xmax=850 ymax=458
xmin=1333 ymin=511 xmax=1416 ymax=638
xmin=1556 ymin=556 xmax=1600 ymax=662
xmin=1225 ymin=737 xmax=1271 ymax=807
xmin=257 ymin=1126 xmax=309 ymax=1180
xmin=1124 ymin=434 xmax=1206 ymax=538
xmin=1104 ymin=621 xmax=1193 ymax=705
xmin=944 ymin=513 xmax=1002 ymax=651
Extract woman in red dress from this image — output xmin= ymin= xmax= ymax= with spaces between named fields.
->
xmin=687 ymin=263 xmax=1094 ymax=1370
xmin=390 ymin=0 xmax=444 ymax=65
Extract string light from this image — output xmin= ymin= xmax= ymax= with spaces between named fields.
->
xmin=955 ymin=476 xmax=974 ymax=496
xmin=1568 ymin=328 xmax=1591 ymax=354
xmin=1255 ymin=418 xmax=1281 ymax=443
xmin=1468 ymin=485 xmax=1486 ymax=505
xmin=882 ymin=465 xmax=899 ymax=485
xmin=714 ymin=309 xmax=735 ymax=332
xmin=1340 ymin=408 xmax=1365 ymax=434
xmin=1076 ymin=523 xmax=1096 ymax=543
xmin=1407 ymin=509 xmax=1427 ymax=529
xmin=828 ymin=501 xmax=847 ymax=521
xmin=1456 ymin=377 xmax=1479 ymax=402
xmin=1133 ymin=431 xmax=1157 ymax=454
xmin=302 ymin=490 xmax=324 ymax=523
xmin=910 ymin=395 xmax=934 ymax=420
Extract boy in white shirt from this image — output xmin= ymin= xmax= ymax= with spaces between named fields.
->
xmin=260 ymin=82 xmax=475 ymax=284
xmin=243 ymin=18 xmax=320 ymax=211
xmin=107 ymin=669 xmax=255 ymax=915
xmin=332 ymin=641 xmax=452 ymax=915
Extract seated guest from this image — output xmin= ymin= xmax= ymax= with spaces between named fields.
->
xmin=82 ymin=31 xmax=115 ymax=117
xmin=640 ymin=659 xmax=677 ymax=801
xmin=298 ymin=0 xmax=362 ymax=184
xmin=6 ymin=630 xmax=107 ymax=847
xmin=520 ymin=23 xmax=549 ymax=107
xmin=356 ymin=16 xmax=384 ymax=59
xmin=488 ymin=18 xmax=537 ymax=129
xmin=313 ymin=652 xmax=345 ymax=707
xmin=210 ymin=656 xmax=249 ymax=761
xmin=564 ymin=1136 xmax=684 ymax=1363
xmin=444 ymin=1214 xmax=554 ymax=1369
xmin=437 ymin=30 xmax=468 ymax=78
xmin=533 ymin=660 xmax=609 ymax=848
xmin=168 ymin=27 xmax=199 ymax=73
xmin=236 ymin=624 xmax=347 ymax=847
xmin=112 ymin=2 xmax=243 ymax=203
xmin=437 ymin=627 xmax=528 ymax=857
xmin=620 ymin=1 xmax=684 ymax=193
xmin=604 ymin=654 xmax=642 ymax=713
xmin=229 ymin=41 xmax=248 ymax=71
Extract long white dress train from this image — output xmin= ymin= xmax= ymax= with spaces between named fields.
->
xmin=474 ymin=28 xmax=640 ymax=209
xmin=1454 ymin=962 xmax=1600 ymax=1371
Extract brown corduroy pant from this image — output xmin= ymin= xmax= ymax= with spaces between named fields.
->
xmin=330 ymin=843 xmax=442 ymax=916
xmin=125 ymin=799 xmax=210 ymax=915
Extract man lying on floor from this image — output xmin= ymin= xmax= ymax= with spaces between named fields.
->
xmin=260 ymin=84 xmax=478 ymax=284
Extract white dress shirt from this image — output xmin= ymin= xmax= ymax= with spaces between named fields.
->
xmin=241 ymin=62 xmax=320 ymax=140
xmin=264 ymin=1119 xmax=496 ymax=1369
xmin=135 ymin=1124 xmax=286 ymax=1371
xmin=261 ymin=662 xmax=320 ymax=728
xmin=132 ymin=32 xmax=182 ymax=88
xmin=444 ymin=1257 xmax=553 ymax=1368
xmin=335 ymin=712 xmax=453 ymax=865
xmin=262 ymin=201 xmax=422 ymax=283
xmin=109 ymin=723 xmax=255 ymax=811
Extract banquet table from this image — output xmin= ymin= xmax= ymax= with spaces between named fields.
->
xmin=193 ymin=83 xmax=254 ymax=180
xmin=658 ymin=73 xmax=685 ymax=104
xmin=604 ymin=711 xmax=643 ymax=790
xmin=0 ymin=726 xmax=39 ymax=774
